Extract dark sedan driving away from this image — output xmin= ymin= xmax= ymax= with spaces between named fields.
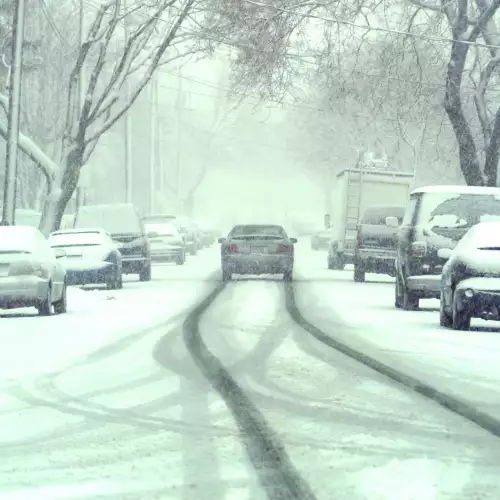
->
xmin=440 ymin=221 xmax=500 ymax=330
xmin=219 ymin=224 xmax=296 ymax=281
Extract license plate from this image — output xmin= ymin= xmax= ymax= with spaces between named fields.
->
xmin=251 ymin=246 xmax=268 ymax=254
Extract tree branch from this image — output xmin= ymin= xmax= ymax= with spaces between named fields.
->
xmin=84 ymin=0 xmax=197 ymax=144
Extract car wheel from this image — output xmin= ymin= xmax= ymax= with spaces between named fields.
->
xmin=53 ymin=284 xmax=67 ymax=314
xmin=222 ymin=269 xmax=231 ymax=282
xmin=190 ymin=247 xmax=197 ymax=256
xmin=452 ymin=292 xmax=471 ymax=330
xmin=353 ymin=262 xmax=365 ymax=282
xmin=398 ymin=272 xmax=418 ymax=310
xmin=139 ymin=262 xmax=152 ymax=282
xmin=116 ymin=271 xmax=123 ymax=289
xmin=283 ymin=270 xmax=293 ymax=281
xmin=439 ymin=290 xmax=452 ymax=327
xmin=37 ymin=284 xmax=53 ymax=316
xmin=176 ymin=252 xmax=186 ymax=265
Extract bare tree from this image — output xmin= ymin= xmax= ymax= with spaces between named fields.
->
xmin=0 ymin=0 xmax=235 ymax=234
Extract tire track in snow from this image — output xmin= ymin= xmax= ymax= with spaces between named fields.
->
xmin=284 ymin=281 xmax=500 ymax=441
xmin=183 ymin=283 xmax=318 ymax=500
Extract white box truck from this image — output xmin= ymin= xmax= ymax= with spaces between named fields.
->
xmin=326 ymin=167 xmax=415 ymax=269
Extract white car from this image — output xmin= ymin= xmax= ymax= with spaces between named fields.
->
xmin=49 ymin=229 xmax=123 ymax=289
xmin=144 ymin=222 xmax=186 ymax=265
xmin=0 ymin=225 xmax=67 ymax=315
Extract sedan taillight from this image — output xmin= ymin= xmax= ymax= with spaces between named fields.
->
xmin=226 ymin=244 xmax=238 ymax=253
xmin=277 ymin=244 xmax=291 ymax=253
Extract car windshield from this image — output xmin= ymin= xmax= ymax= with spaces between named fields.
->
xmin=145 ymin=223 xmax=179 ymax=237
xmin=417 ymin=191 xmax=500 ymax=241
xmin=75 ymin=205 xmax=141 ymax=234
xmin=362 ymin=206 xmax=405 ymax=225
xmin=143 ymin=215 xmax=176 ymax=224
xmin=49 ymin=231 xmax=104 ymax=247
xmin=228 ymin=225 xmax=287 ymax=239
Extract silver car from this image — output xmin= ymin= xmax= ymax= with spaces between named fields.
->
xmin=219 ymin=224 xmax=297 ymax=281
xmin=0 ymin=226 xmax=67 ymax=315
xmin=144 ymin=222 xmax=186 ymax=265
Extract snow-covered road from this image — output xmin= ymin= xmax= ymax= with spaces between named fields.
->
xmin=1 ymin=242 xmax=500 ymax=498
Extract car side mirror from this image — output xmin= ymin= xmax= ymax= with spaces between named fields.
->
xmin=290 ymin=238 xmax=297 ymax=243
xmin=437 ymin=248 xmax=452 ymax=260
xmin=385 ymin=216 xmax=399 ymax=228
xmin=54 ymin=248 xmax=66 ymax=259
xmin=147 ymin=231 xmax=158 ymax=238
xmin=218 ymin=237 xmax=226 ymax=243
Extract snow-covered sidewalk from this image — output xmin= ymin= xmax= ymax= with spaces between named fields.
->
xmin=0 ymin=256 xmax=219 ymax=384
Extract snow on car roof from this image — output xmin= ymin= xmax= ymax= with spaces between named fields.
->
xmin=0 ymin=225 xmax=42 ymax=250
xmin=411 ymin=185 xmax=500 ymax=195
xmin=51 ymin=228 xmax=103 ymax=235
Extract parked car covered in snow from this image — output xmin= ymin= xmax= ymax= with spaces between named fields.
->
xmin=439 ymin=221 xmax=500 ymax=330
xmin=0 ymin=226 xmax=67 ymax=315
xmin=49 ymin=229 xmax=123 ymax=289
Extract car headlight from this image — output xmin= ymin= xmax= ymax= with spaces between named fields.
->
xmin=464 ymin=288 xmax=475 ymax=298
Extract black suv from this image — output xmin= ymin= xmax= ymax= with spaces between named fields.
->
xmin=353 ymin=205 xmax=405 ymax=282
xmin=395 ymin=186 xmax=500 ymax=310
xmin=74 ymin=203 xmax=153 ymax=281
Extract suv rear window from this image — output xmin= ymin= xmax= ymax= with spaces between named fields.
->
xmin=75 ymin=205 xmax=141 ymax=234
xmin=417 ymin=191 xmax=500 ymax=241
xmin=229 ymin=225 xmax=287 ymax=238
xmin=361 ymin=206 xmax=405 ymax=225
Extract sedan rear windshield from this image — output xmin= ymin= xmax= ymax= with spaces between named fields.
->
xmin=49 ymin=232 xmax=103 ymax=247
xmin=417 ymin=192 xmax=500 ymax=241
xmin=228 ymin=225 xmax=287 ymax=239
xmin=75 ymin=206 xmax=141 ymax=234
xmin=145 ymin=223 xmax=179 ymax=237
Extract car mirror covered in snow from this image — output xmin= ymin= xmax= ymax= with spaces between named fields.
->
xmin=53 ymin=248 xmax=66 ymax=259
xmin=290 ymin=238 xmax=298 ymax=243
xmin=437 ymin=248 xmax=452 ymax=260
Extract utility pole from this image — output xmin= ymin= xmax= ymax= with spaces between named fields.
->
xmin=2 ymin=0 xmax=26 ymax=225
xmin=74 ymin=0 xmax=84 ymax=211
xmin=148 ymin=73 xmax=157 ymax=214
xmin=123 ymin=0 xmax=132 ymax=203
xmin=175 ymin=70 xmax=182 ymax=212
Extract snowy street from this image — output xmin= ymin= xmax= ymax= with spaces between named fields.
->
xmin=1 ymin=243 xmax=500 ymax=498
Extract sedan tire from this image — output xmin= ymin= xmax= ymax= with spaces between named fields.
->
xmin=222 ymin=269 xmax=232 ymax=282
xmin=439 ymin=290 xmax=452 ymax=328
xmin=139 ymin=262 xmax=152 ymax=282
xmin=452 ymin=292 xmax=471 ymax=330
xmin=283 ymin=270 xmax=293 ymax=281
xmin=176 ymin=252 xmax=186 ymax=265
xmin=37 ymin=284 xmax=52 ymax=316
xmin=54 ymin=284 xmax=67 ymax=314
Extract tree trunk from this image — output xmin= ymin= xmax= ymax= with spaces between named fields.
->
xmin=38 ymin=146 xmax=83 ymax=235
xmin=443 ymin=40 xmax=484 ymax=186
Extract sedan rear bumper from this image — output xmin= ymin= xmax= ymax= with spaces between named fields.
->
xmin=222 ymin=254 xmax=293 ymax=274
xmin=0 ymin=276 xmax=48 ymax=308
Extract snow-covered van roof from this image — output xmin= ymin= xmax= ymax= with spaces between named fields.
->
xmin=411 ymin=185 xmax=500 ymax=196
